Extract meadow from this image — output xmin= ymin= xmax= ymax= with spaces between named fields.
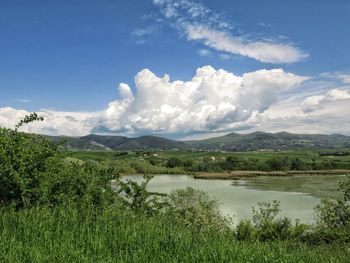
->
xmin=1 ymin=206 xmax=350 ymax=263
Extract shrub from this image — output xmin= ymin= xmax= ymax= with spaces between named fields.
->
xmin=0 ymin=114 xmax=116 ymax=209
xmin=266 ymin=156 xmax=291 ymax=171
xmin=114 ymin=175 xmax=167 ymax=215
xmin=183 ymin=159 xmax=194 ymax=168
xmin=310 ymin=177 xmax=350 ymax=244
xmin=166 ymin=187 xmax=231 ymax=232
xmin=166 ymin=157 xmax=182 ymax=168
xmin=251 ymin=201 xmax=298 ymax=241
xmin=235 ymin=220 xmax=256 ymax=241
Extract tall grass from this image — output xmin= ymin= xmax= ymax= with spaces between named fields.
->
xmin=1 ymin=206 xmax=349 ymax=263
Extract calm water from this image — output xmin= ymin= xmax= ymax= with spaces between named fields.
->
xmin=122 ymin=174 xmax=339 ymax=224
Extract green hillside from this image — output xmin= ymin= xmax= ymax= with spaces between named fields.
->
xmin=47 ymin=132 xmax=350 ymax=151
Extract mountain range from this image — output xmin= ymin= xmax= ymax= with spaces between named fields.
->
xmin=46 ymin=131 xmax=350 ymax=151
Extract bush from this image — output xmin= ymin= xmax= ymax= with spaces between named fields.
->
xmin=310 ymin=177 xmax=350 ymax=244
xmin=166 ymin=187 xmax=231 ymax=232
xmin=251 ymin=200 xmax=302 ymax=241
xmin=114 ymin=175 xmax=167 ymax=215
xmin=183 ymin=159 xmax=194 ymax=168
xmin=166 ymin=157 xmax=182 ymax=168
xmin=266 ymin=156 xmax=291 ymax=171
xmin=0 ymin=114 xmax=116 ymax=209
xmin=235 ymin=220 xmax=256 ymax=241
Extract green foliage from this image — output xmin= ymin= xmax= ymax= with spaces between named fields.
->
xmin=315 ymin=197 xmax=350 ymax=230
xmin=0 ymin=126 xmax=61 ymax=208
xmin=235 ymin=220 xmax=256 ymax=241
xmin=183 ymin=159 xmax=194 ymax=168
xmin=166 ymin=156 xmax=182 ymax=168
xmin=0 ymin=114 xmax=115 ymax=209
xmin=2 ymin=206 xmax=350 ymax=263
xmin=339 ymin=178 xmax=350 ymax=201
xmin=291 ymin=157 xmax=308 ymax=170
xmin=307 ymin=177 xmax=350 ymax=244
xmin=14 ymin=112 xmax=44 ymax=131
xmin=315 ymin=177 xmax=350 ymax=228
xmin=70 ymin=148 xmax=350 ymax=175
xmin=166 ymin=187 xmax=231 ymax=232
xmin=266 ymin=156 xmax=291 ymax=171
xmin=114 ymin=175 xmax=167 ymax=215
xmin=243 ymin=200 xmax=308 ymax=242
xmin=252 ymin=200 xmax=281 ymax=226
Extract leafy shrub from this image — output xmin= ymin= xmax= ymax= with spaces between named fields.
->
xmin=310 ymin=177 xmax=350 ymax=244
xmin=291 ymin=157 xmax=308 ymax=170
xmin=0 ymin=114 xmax=116 ymax=209
xmin=166 ymin=187 xmax=231 ymax=232
xmin=266 ymin=156 xmax=291 ymax=171
xmin=289 ymin=220 xmax=309 ymax=240
xmin=235 ymin=220 xmax=256 ymax=241
xmin=114 ymin=175 xmax=167 ymax=215
xmin=183 ymin=159 xmax=194 ymax=168
xmin=166 ymin=157 xmax=182 ymax=168
xmin=251 ymin=200 xmax=302 ymax=241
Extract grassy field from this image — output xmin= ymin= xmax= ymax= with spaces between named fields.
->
xmin=1 ymin=206 xmax=349 ymax=263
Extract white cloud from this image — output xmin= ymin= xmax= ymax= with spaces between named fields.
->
xmin=153 ymin=0 xmax=307 ymax=64
xmin=251 ymin=88 xmax=350 ymax=135
xmin=302 ymin=89 xmax=350 ymax=106
xmin=0 ymin=66 xmax=308 ymax=137
xmin=187 ymin=26 xmax=307 ymax=64
xmin=0 ymin=107 xmax=99 ymax=136
xmin=3 ymin=67 xmax=350 ymax=137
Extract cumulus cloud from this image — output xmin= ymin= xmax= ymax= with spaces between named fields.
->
xmin=0 ymin=66 xmax=308 ymax=137
xmin=99 ymin=66 xmax=307 ymax=136
xmin=302 ymin=89 xmax=350 ymax=107
xmin=153 ymin=0 xmax=307 ymax=63
xmin=0 ymin=107 xmax=99 ymax=136
xmin=2 ymin=67 xmax=349 ymax=138
xmin=252 ymin=88 xmax=350 ymax=135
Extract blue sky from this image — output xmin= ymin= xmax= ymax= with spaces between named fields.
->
xmin=1 ymin=0 xmax=350 ymax=138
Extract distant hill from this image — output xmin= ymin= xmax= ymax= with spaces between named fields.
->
xmin=46 ymin=134 xmax=188 ymax=150
xmin=46 ymin=132 xmax=350 ymax=151
xmin=185 ymin=131 xmax=350 ymax=151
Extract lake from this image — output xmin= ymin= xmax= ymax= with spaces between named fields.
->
xmin=123 ymin=174 xmax=347 ymax=224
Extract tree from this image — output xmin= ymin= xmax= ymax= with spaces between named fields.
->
xmin=0 ymin=113 xmax=116 ymax=209
xmin=166 ymin=157 xmax=182 ymax=168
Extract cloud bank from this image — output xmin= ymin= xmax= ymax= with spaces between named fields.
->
xmin=153 ymin=0 xmax=308 ymax=63
xmin=1 ymin=66 xmax=349 ymax=138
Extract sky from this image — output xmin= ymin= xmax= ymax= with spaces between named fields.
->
xmin=0 ymin=0 xmax=350 ymax=139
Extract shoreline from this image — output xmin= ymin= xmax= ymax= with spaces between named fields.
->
xmin=118 ymin=170 xmax=350 ymax=179
xmin=193 ymin=170 xmax=350 ymax=180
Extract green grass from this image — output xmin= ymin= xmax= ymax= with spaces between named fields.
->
xmin=1 ymin=206 xmax=349 ymax=263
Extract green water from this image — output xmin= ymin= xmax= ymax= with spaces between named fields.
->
xmin=235 ymin=174 xmax=348 ymax=200
xmin=123 ymin=174 xmax=348 ymax=224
